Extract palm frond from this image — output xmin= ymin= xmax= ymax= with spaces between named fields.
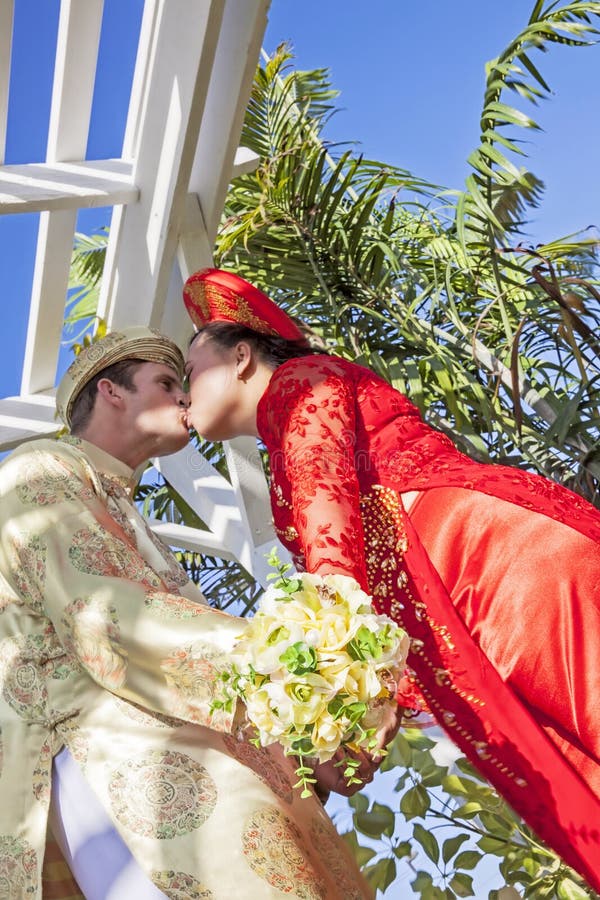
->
xmin=216 ymin=11 xmax=600 ymax=502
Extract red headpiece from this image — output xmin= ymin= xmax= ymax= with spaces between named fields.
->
xmin=182 ymin=268 xmax=307 ymax=344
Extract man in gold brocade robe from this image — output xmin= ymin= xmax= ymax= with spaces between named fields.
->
xmin=0 ymin=328 xmax=372 ymax=900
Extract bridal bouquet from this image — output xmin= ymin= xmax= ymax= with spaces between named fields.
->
xmin=212 ymin=551 xmax=409 ymax=796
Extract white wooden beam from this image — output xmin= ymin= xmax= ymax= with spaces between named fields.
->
xmin=0 ymin=394 xmax=60 ymax=451
xmin=188 ymin=0 xmax=269 ymax=240
xmin=21 ymin=0 xmax=105 ymax=396
xmin=98 ymin=0 xmax=225 ymax=330
xmin=148 ymin=519 xmax=236 ymax=559
xmin=0 ymin=1 xmax=14 ymax=165
xmin=154 ymin=444 xmax=287 ymax=586
xmin=232 ymin=145 xmax=260 ymax=178
xmin=0 ymin=159 xmax=137 ymax=214
xmin=162 ymin=0 xmax=267 ymax=341
xmin=47 ymin=0 xmax=105 ymax=162
xmin=121 ymin=0 xmax=161 ymax=162
xmin=224 ymin=436 xmax=274 ymax=546
xmin=154 ymin=447 xmax=251 ymax=564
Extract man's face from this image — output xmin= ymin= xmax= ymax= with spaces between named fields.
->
xmin=122 ymin=362 xmax=190 ymax=455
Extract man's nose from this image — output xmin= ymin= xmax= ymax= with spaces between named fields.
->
xmin=177 ymin=392 xmax=190 ymax=408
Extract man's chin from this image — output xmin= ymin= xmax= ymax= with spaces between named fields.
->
xmin=154 ymin=430 xmax=191 ymax=457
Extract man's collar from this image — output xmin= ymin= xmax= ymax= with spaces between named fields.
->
xmin=60 ymin=434 xmax=143 ymax=492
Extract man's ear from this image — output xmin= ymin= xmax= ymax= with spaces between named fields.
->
xmin=95 ymin=378 xmax=125 ymax=409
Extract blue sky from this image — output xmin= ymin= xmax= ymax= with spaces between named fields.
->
xmin=265 ymin=0 xmax=599 ymax=243
xmin=1 ymin=0 xmax=598 ymax=401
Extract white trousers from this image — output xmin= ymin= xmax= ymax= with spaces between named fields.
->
xmin=49 ymin=747 xmax=167 ymax=900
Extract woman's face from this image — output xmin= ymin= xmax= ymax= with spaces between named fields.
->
xmin=185 ymin=334 xmax=244 ymax=441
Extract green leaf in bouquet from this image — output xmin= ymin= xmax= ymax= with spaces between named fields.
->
xmin=336 ymin=755 xmax=364 ymax=787
xmin=347 ymin=625 xmax=381 ymax=661
xmin=556 ymin=877 xmax=592 ymax=900
xmin=327 ymin=695 xmax=347 ymax=720
xmin=277 ymin=576 xmax=303 ymax=594
xmin=265 ymin=549 xmax=302 ymax=593
xmin=377 ymin=622 xmax=403 ymax=652
xmin=291 ymin=737 xmax=315 ymax=755
xmin=279 ymin=641 xmax=318 ymax=674
xmin=266 ymin=547 xmax=287 ymax=570
xmin=343 ymin=700 xmax=369 ymax=728
xmin=293 ymin=759 xmax=317 ymax=798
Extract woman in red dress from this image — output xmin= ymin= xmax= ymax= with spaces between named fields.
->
xmin=183 ymin=267 xmax=600 ymax=892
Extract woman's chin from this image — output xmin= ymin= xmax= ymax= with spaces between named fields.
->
xmin=188 ymin=420 xmax=221 ymax=442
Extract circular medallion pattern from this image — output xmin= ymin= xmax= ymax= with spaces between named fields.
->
xmin=69 ymin=525 xmax=160 ymax=586
xmin=0 ymin=636 xmax=48 ymax=720
xmin=242 ymin=806 xmax=326 ymax=899
xmin=108 ymin=749 xmax=217 ymax=839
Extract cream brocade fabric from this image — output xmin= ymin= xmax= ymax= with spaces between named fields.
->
xmin=0 ymin=437 xmax=370 ymax=900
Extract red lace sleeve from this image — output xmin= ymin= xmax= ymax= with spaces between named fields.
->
xmin=260 ymin=358 xmax=369 ymax=588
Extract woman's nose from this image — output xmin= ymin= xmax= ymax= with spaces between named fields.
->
xmin=178 ymin=393 xmax=190 ymax=408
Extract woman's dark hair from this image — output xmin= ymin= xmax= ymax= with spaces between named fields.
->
xmin=190 ymin=321 xmax=326 ymax=368
xmin=70 ymin=359 xmax=144 ymax=433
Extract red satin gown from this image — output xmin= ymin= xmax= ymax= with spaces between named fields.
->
xmin=256 ymin=354 xmax=600 ymax=893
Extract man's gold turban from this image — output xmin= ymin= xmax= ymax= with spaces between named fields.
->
xmin=56 ymin=326 xmax=185 ymax=427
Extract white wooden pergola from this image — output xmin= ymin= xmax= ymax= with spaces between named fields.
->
xmin=0 ymin=0 xmax=282 ymax=586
